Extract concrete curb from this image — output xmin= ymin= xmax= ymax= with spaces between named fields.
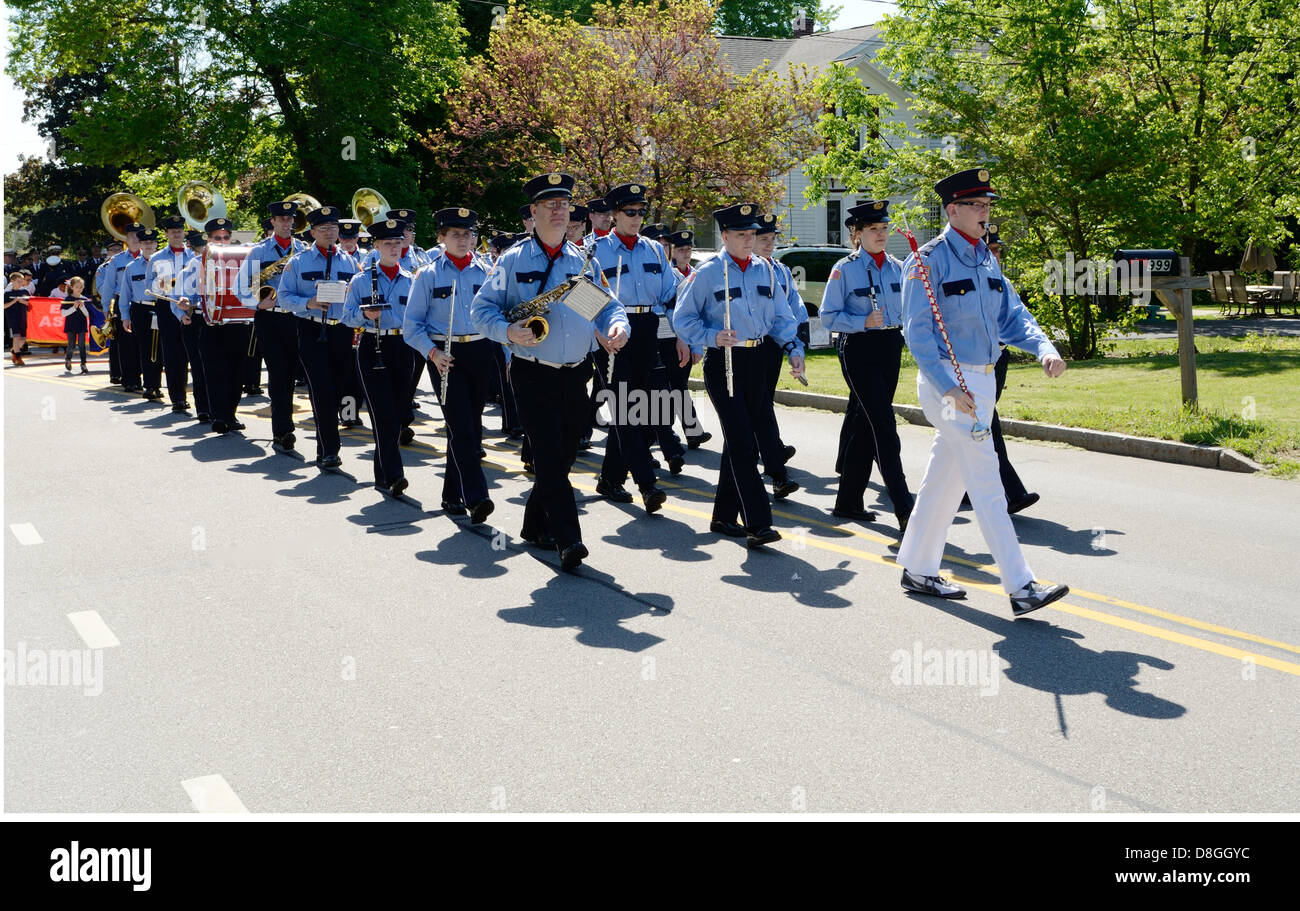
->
xmin=686 ymin=378 xmax=1262 ymax=473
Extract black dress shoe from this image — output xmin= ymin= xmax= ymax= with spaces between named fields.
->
xmin=399 ymin=426 xmax=415 ymax=446
xmin=650 ymin=457 xmax=662 ymax=469
xmin=507 ymin=428 xmax=526 ymax=440
xmin=478 ymin=447 xmax=487 ymax=459
xmin=832 ymin=505 xmax=877 ymax=521
xmin=641 ymin=486 xmax=667 ymax=514
xmin=388 ymin=477 xmax=409 ymax=497
xmin=171 ymin=402 xmax=189 ymax=414
xmin=146 ymin=389 xmax=164 ymax=401
xmin=196 ymin=413 xmax=211 ymax=423
xmin=686 ymin=431 xmax=712 ymax=450
xmin=245 ymin=386 xmax=264 ymax=395
xmin=1007 ymin=492 xmax=1040 ymax=515
xmin=747 ymin=527 xmax=782 ymax=548
xmin=80 ymin=367 xmax=89 ymax=375
xmin=522 ymin=462 xmax=534 ymax=474
xmin=441 ymin=499 xmax=468 ymax=515
xmin=319 ymin=454 xmax=342 ymax=471
xmin=521 ymin=529 xmax=556 ymax=549
xmin=596 ymin=479 xmax=634 ymax=503
xmin=897 ymin=514 xmax=910 ymax=537
xmin=782 ymin=444 xmax=796 ymax=462
xmin=560 ymin=542 xmax=589 ymax=572
xmin=709 ymin=519 xmax=746 ymax=538
xmin=1010 ymin=581 xmax=1069 ymax=617
xmin=231 ymin=420 xmax=246 ymax=431
xmin=211 ymin=420 xmax=231 ymax=435
xmin=772 ymin=478 xmax=800 ymax=500
xmin=668 ymin=455 xmax=685 ymax=475
xmin=470 ymin=498 xmax=495 ymax=525
xmin=274 ymin=432 xmax=296 ymax=449
xmin=576 ymin=436 xmax=592 ymax=450
xmin=341 ymin=417 xmax=363 ymax=428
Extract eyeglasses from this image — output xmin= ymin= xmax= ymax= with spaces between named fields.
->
xmin=620 ymin=208 xmax=648 ymax=218
xmin=955 ymin=201 xmax=995 ymax=211
xmin=536 ymin=199 xmax=571 ymax=212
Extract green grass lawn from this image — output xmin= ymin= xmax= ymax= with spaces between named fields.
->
xmin=762 ymin=333 xmax=1300 ymax=478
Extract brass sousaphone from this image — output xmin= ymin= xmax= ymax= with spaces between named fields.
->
xmin=100 ymin=192 xmax=156 ymax=241
xmin=285 ymin=192 xmax=322 ymax=233
xmin=177 ymin=180 xmax=227 ymax=231
xmin=350 ymin=188 xmax=390 ymax=227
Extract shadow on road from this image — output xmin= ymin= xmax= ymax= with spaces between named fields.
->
xmin=927 ymin=598 xmax=1185 ymax=734
xmin=721 ymin=548 xmax=856 ymax=610
xmin=498 ymin=567 xmax=670 ymax=652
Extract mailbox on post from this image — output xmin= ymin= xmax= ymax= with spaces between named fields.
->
xmin=1112 ymin=250 xmax=1207 ymax=407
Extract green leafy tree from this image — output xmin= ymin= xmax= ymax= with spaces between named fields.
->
xmin=430 ymin=0 xmax=823 ymax=229
xmin=716 ymin=0 xmax=839 ymax=38
xmin=807 ymin=0 xmax=1300 ymax=358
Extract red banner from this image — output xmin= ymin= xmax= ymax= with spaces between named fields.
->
xmin=23 ymin=297 xmax=109 ymax=352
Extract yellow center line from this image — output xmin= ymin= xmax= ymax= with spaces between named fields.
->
xmin=15 ymin=367 xmax=1300 ymax=676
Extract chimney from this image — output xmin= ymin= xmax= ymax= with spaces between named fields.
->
xmin=792 ymin=11 xmax=813 ymax=38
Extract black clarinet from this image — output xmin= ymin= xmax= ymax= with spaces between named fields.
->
xmin=370 ymin=260 xmax=385 ymax=371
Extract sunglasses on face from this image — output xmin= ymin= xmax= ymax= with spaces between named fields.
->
xmin=620 ymin=208 xmax=648 ymax=218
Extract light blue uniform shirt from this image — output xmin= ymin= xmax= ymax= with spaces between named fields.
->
xmin=672 ymin=252 xmax=804 ymax=360
xmin=342 ymin=262 xmax=412 ymax=332
xmin=100 ymin=249 xmax=145 ymax=310
xmin=471 ymin=235 xmax=627 ymax=366
xmin=404 ymin=252 xmax=490 ymax=360
xmin=592 ymin=233 xmax=677 ymax=315
xmin=234 ymin=236 xmax=308 ymax=307
xmin=820 ymin=249 xmax=904 ymax=334
xmin=360 ymin=246 xmax=424 ymax=274
xmin=902 ymin=224 xmax=1059 ymax=392
xmin=768 ymin=258 xmax=809 ymax=326
xmin=120 ymin=252 xmax=153 ymax=309
xmin=145 ymin=246 xmax=197 ymax=320
xmin=277 ymin=244 xmax=360 ymax=322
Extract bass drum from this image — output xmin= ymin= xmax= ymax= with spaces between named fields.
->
xmin=198 ymin=244 xmax=259 ymax=326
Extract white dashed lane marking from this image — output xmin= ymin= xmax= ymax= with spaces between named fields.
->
xmin=182 ymin=775 xmax=249 ymax=813
xmin=67 ymin=611 xmax=121 ymax=649
xmin=10 ymin=523 xmax=44 ymax=545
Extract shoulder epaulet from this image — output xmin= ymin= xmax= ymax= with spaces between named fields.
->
xmin=918 ymin=236 xmax=942 ymax=257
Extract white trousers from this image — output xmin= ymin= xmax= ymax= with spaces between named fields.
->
xmin=896 ymin=366 xmax=1034 ymax=594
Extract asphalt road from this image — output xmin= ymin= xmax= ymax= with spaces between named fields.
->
xmin=5 ymin=351 xmax=1298 ymax=813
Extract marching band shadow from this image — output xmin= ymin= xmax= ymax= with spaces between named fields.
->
xmin=345 ymin=494 xmax=437 ymax=536
xmin=498 ymin=570 xmax=669 ymax=652
xmin=720 ymin=549 xmax=856 ymax=610
xmin=1010 ymin=516 xmax=1125 ymax=557
xmin=599 ymin=513 xmax=709 ymax=563
xmin=276 ymin=469 xmax=360 ymax=505
xmin=227 ymin=449 xmax=313 ymax=482
xmin=180 ymin=433 xmax=267 ymax=463
xmin=415 ymin=523 xmax=522 ymax=579
xmin=926 ymin=598 xmax=1185 ymax=733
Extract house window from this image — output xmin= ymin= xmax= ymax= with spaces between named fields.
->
xmin=827 ymin=200 xmax=841 ymax=246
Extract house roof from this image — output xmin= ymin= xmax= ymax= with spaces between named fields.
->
xmin=716 ymin=25 xmax=881 ymax=76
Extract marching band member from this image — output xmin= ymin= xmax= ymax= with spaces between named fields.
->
xmin=896 ymin=167 xmax=1068 ymax=615
xmin=591 ymin=182 xmax=678 ymax=509
xmin=343 ymin=218 xmax=415 ymax=497
xmin=101 ymin=230 xmax=144 ymax=392
xmin=471 ymin=171 xmax=628 ymax=572
xmin=336 ymin=218 xmax=366 ymax=427
xmin=752 ymin=214 xmax=802 ymax=498
xmin=673 ymin=203 xmax=805 ymax=548
xmin=584 ymin=197 xmax=612 ymax=243
xmin=120 ymin=227 xmax=163 ymax=400
xmin=566 ymin=204 xmax=589 ymax=245
xmin=182 ymin=218 xmax=249 ymax=435
xmin=237 ymin=200 xmax=308 ymax=449
xmin=405 ymin=207 xmax=495 ymax=523
xmin=338 ymin=219 xmax=362 ymax=256
xmin=149 ymin=214 xmax=205 ymax=416
xmin=518 ymin=204 xmax=535 ymax=236
xmin=820 ymin=200 xmax=913 ymax=532
xmin=662 ymin=229 xmax=709 ymax=448
xmin=92 ymin=239 xmax=124 ymax=384
xmin=277 ymin=205 xmax=360 ymax=469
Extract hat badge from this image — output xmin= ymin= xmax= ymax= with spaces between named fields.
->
xmin=740 ymin=205 xmax=752 ymax=215
xmin=458 ymin=207 xmax=469 ymax=218
xmin=630 ymin=185 xmax=640 ymax=194
xmin=977 ymin=169 xmax=990 ymax=182
xmin=988 ymin=223 xmax=998 ymax=233
xmin=386 ymin=219 xmax=397 ymax=228
xmin=547 ymin=173 xmax=561 ymax=186
xmin=873 ymin=201 xmax=883 ymax=210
